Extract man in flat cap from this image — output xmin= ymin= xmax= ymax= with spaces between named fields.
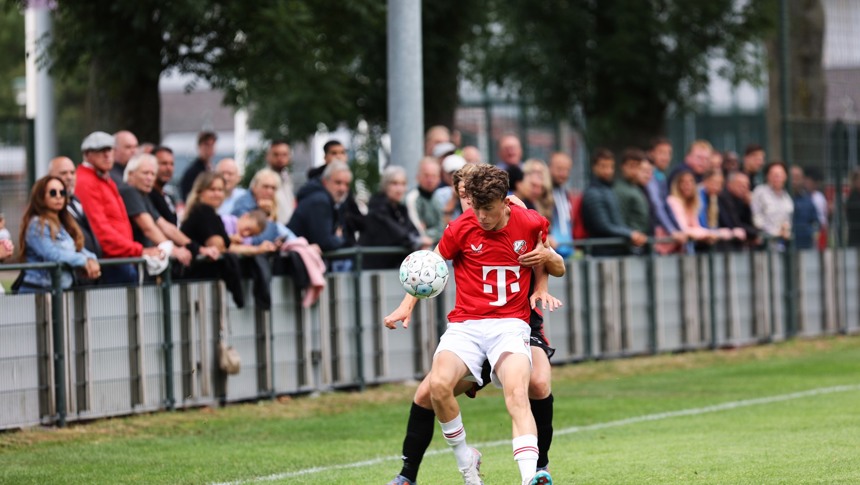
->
xmin=75 ymin=131 xmax=162 ymax=284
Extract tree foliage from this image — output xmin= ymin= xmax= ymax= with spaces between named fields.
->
xmin=469 ymin=0 xmax=774 ymax=151
xmin=33 ymin=0 xmax=475 ymax=145
xmin=0 ymin=7 xmax=24 ymax=118
xmin=24 ymin=0 xmax=388 ymax=142
xmin=4 ymin=0 xmax=781 ymax=158
xmin=209 ymin=1 xmax=388 ymax=140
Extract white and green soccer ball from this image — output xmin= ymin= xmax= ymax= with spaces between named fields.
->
xmin=399 ymin=250 xmax=449 ymax=299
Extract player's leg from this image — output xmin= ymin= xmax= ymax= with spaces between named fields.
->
xmin=429 ymin=350 xmax=471 ymax=439
xmin=429 ymin=349 xmax=482 ymax=482
xmin=488 ymin=318 xmax=551 ymax=484
xmin=391 ymin=373 xmax=475 ymax=484
xmin=529 ymin=346 xmax=554 ymax=471
xmin=494 ymin=351 xmax=540 ymax=483
xmin=389 ymin=377 xmax=433 ymax=485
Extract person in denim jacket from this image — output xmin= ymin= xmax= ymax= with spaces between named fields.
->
xmin=17 ymin=176 xmax=100 ymax=292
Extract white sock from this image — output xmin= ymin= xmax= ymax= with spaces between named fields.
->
xmin=440 ymin=414 xmax=473 ymax=469
xmin=513 ymin=434 xmax=539 ymax=481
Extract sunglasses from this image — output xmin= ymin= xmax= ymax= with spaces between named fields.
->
xmin=48 ymin=189 xmax=67 ymax=198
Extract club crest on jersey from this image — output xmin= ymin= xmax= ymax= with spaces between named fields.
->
xmin=513 ymin=240 xmax=527 ymax=255
xmin=470 ymin=243 xmax=483 ymax=253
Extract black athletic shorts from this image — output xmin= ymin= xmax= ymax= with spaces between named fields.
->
xmin=468 ymin=308 xmax=555 ymax=397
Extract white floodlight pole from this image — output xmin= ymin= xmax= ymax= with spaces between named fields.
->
xmin=26 ymin=1 xmax=57 ymax=178
xmin=387 ymin=0 xmax=424 ymax=184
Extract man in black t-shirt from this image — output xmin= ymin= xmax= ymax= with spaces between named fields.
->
xmin=150 ymin=146 xmax=180 ymax=225
xmin=120 ymin=153 xmax=195 ymax=266
xmin=307 ymin=139 xmax=348 ymax=180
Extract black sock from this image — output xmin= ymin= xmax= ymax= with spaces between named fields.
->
xmin=399 ymin=402 xmax=436 ymax=482
xmin=530 ymin=394 xmax=554 ymax=469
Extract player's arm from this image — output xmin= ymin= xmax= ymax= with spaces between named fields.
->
xmin=530 ymin=263 xmax=562 ymax=312
xmin=383 ymin=293 xmax=420 ymax=329
xmin=519 ymin=231 xmax=566 ymax=277
xmin=132 ymin=213 xmax=167 ymax=245
xmin=384 ymin=244 xmax=444 ymax=330
xmin=542 ymin=245 xmax=565 ymax=277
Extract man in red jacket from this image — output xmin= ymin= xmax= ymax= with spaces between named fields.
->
xmin=75 ymin=131 xmax=162 ymax=285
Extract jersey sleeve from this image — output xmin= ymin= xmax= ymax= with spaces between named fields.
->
xmin=518 ymin=205 xmax=549 ymax=247
xmin=437 ymin=221 xmax=460 ymax=261
xmin=539 ymin=213 xmax=549 ymax=243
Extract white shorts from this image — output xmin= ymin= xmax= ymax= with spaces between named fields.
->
xmin=434 ymin=317 xmax=532 ymax=388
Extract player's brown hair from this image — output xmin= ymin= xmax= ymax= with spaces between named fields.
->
xmin=464 ymin=164 xmax=508 ymax=209
xmin=451 ymin=163 xmax=480 ymax=190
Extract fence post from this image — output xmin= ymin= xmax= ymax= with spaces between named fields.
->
xmin=268 ymin=306 xmax=276 ymax=399
xmin=645 ymin=242 xmax=658 ymax=354
xmin=160 ymin=264 xmax=175 ymax=410
xmin=580 ymin=247 xmax=593 ymax=359
xmin=766 ymin=239 xmax=776 ymax=342
xmin=50 ymin=264 xmax=66 ymax=427
xmin=783 ymin=247 xmax=796 ymax=338
xmin=564 ymin=256 xmax=576 ymax=359
xmin=353 ymin=250 xmax=365 ymax=391
xmin=707 ymin=245 xmax=718 ymax=349
xmin=831 ymin=121 xmax=848 ymax=335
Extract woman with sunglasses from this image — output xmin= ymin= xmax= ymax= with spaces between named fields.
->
xmin=16 ymin=176 xmax=100 ymax=293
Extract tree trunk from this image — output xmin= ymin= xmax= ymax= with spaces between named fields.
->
xmin=586 ymin=0 xmax=671 ymax=155
xmin=86 ymin=59 xmax=162 ymax=144
xmin=421 ymin=1 xmax=485 ymax=131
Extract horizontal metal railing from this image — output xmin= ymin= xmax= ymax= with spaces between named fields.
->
xmin=0 ymin=239 xmax=855 ymax=430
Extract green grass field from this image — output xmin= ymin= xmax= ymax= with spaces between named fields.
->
xmin=1 ymin=336 xmax=858 ymax=484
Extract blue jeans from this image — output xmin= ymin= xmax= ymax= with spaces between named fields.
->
xmin=100 ymin=264 xmax=138 ymax=286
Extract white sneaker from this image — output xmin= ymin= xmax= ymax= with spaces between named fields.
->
xmin=459 ymin=447 xmax=483 ymax=485
xmin=523 ymin=469 xmax=553 ymax=485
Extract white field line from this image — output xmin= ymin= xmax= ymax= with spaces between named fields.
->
xmin=211 ymin=383 xmax=860 ymax=485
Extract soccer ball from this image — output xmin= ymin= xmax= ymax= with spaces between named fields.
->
xmin=399 ymin=250 xmax=449 ymax=299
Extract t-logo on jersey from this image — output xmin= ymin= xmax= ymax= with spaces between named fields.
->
xmin=438 ymin=205 xmax=549 ymax=323
xmin=483 ymin=265 xmax=521 ymax=306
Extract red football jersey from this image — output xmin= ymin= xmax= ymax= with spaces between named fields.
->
xmin=438 ymin=204 xmax=549 ymax=323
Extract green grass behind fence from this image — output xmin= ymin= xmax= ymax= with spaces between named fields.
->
xmin=1 ymin=336 xmax=858 ymax=484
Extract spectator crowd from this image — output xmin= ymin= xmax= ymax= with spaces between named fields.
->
xmin=0 ymin=125 xmax=855 ymax=297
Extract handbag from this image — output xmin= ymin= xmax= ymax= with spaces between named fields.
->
xmin=218 ymin=339 xmax=241 ymax=375
xmin=217 ymin=316 xmax=241 ymax=375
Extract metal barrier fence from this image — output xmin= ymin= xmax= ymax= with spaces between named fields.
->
xmin=1 ymin=243 xmax=858 ymax=430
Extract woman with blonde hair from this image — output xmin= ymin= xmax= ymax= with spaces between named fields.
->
xmin=16 ymin=176 xmax=100 ymax=292
xmin=180 ymin=172 xmax=248 ymax=307
xmin=522 ymin=159 xmax=554 ymax=221
xmin=666 ymin=170 xmax=717 ymax=251
xmin=230 ymin=168 xmax=294 ymax=243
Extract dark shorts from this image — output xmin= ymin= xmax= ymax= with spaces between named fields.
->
xmin=528 ymin=307 xmax=556 ymax=360
xmin=468 ymin=308 xmax=554 ymax=397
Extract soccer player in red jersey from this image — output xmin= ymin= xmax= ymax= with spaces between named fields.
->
xmin=385 ymin=164 xmax=555 ymax=485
